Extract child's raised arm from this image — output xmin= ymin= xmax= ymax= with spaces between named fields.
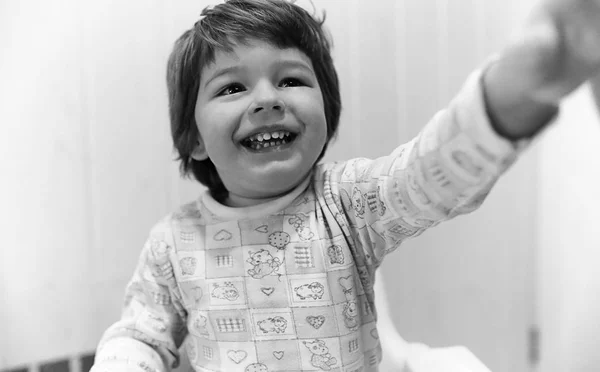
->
xmin=316 ymin=0 xmax=600 ymax=281
xmin=483 ymin=0 xmax=600 ymax=139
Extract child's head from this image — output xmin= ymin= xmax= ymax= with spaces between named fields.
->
xmin=167 ymin=0 xmax=341 ymax=205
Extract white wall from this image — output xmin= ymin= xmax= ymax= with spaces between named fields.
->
xmin=0 ymin=0 xmax=179 ymax=365
xmin=536 ymin=84 xmax=600 ymax=372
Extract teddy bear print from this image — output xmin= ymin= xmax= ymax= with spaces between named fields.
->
xmin=288 ymin=214 xmax=314 ymax=241
xmin=351 ymin=187 xmax=366 ymax=218
xmin=327 ymin=244 xmax=344 ymax=265
xmin=245 ymin=363 xmax=268 ymax=372
xmin=303 ymin=339 xmax=338 ymax=371
xmin=342 ymin=301 xmax=359 ymax=330
xmin=148 ymin=239 xmax=174 ymax=279
xmin=180 ymin=257 xmax=197 ymax=276
xmin=257 ymin=316 xmax=288 ymax=334
xmin=211 ymin=282 xmax=240 ymax=301
xmin=247 ymin=249 xmax=282 ymax=279
xmin=294 ymin=282 xmax=325 ymax=300
xmin=149 ymin=238 xmax=169 ymax=257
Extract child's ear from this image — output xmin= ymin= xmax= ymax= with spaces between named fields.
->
xmin=191 ymin=138 xmax=208 ymax=161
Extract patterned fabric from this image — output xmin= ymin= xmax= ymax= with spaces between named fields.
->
xmin=91 ymin=70 xmax=528 ymax=372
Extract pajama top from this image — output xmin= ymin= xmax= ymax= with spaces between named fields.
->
xmin=91 ymin=69 xmax=528 ymax=372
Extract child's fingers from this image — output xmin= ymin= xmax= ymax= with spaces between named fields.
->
xmin=547 ymin=0 xmax=600 ymax=52
xmin=504 ymin=0 xmax=600 ymax=102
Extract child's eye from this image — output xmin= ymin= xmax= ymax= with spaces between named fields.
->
xmin=217 ymin=83 xmax=246 ymax=96
xmin=279 ymin=78 xmax=304 ymax=88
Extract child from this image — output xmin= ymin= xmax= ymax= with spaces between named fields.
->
xmin=91 ymin=0 xmax=600 ymax=371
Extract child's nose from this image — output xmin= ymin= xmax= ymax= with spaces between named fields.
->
xmin=249 ymin=82 xmax=286 ymax=116
xmin=251 ymin=102 xmax=284 ymax=114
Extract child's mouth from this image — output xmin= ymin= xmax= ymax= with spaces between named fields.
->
xmin=241 ymin=130 xmax=298 ymax=151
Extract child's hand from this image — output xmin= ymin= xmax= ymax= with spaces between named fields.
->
xmin=483 ymin=0 xmax=600 ymax=138
xmin=529 ymin=0 xmax=600 ymax=102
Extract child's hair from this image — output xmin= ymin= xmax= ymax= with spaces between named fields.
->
xmin=166 ymin=0 xmax=342 ymax=201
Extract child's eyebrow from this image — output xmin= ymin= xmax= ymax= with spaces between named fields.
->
xmin=203 ymin=66 xmax=242 ymax=89
xmin=273 ymin=59 xmax=315 ymax=74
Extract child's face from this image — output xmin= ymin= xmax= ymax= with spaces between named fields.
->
xmin=193 ymin=39 xmax=327 ymax=206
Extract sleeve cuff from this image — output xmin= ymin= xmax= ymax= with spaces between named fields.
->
xmin=92 ymin=338 xmax=166 ymax=372
xmin=453 ymin=63 xmax=532 ymax=160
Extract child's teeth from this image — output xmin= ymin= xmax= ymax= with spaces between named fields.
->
xmin=245 ymin=131 xmax=294 ymax=149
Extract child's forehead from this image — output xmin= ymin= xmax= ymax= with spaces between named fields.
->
xmin=202 ymin=39 xmax=314 ymax=72
xmin=215 ymin=39 xmax=306 ymax=59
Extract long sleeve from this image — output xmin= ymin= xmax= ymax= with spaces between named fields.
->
xmin=91 ymin=218 xmax=188 ymax=372
xmin=318 ymin=68 xmax=531 ymax=268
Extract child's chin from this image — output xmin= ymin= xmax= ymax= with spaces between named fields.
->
xmin=254 ymin=166 xmax=310 ymax=191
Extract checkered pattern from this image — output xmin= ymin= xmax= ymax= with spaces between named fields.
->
xmin=180 ymin=231 xmax=196 ymax=243
xmin=202 ymin=346 xmax=213 ymax=360
xmin=215 ymin=255 xmax=234 ymax=267
xmin=294 ymin=245 xmax=313 ymax=267
xmin=216 ymin=318 xmax=246 ymax=333
xmin=349 ymin=338 xmax=359 ymax=353
xmin=150 ymin=292 xmax=171 ymax=305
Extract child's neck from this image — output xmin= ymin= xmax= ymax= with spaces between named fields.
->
xmin=221 ymin=172 xmax=314 ymax=208
xmin=224 ymin=192 xmax=286 ymax=207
